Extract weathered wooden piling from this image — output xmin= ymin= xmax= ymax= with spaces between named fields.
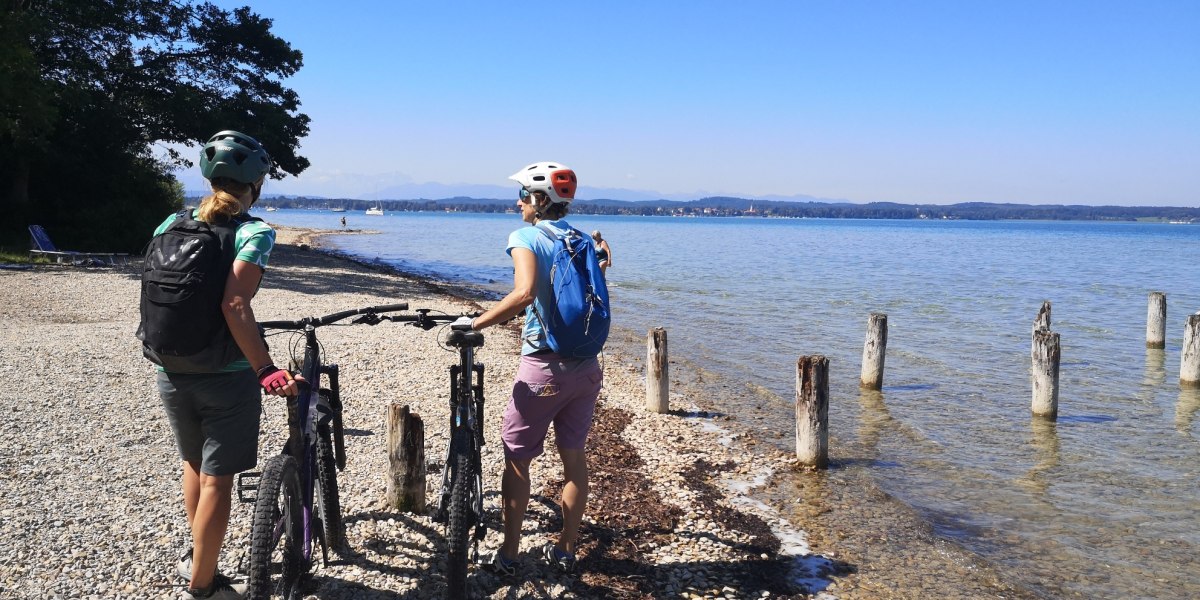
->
xmin=646 ymin=327 xmax=669 ymax=413
xmin=1147 ymin=292 xmax=1166 ymax=349
xmin=386 ymin=403 xmax=425 ymax=513
xmin=860 ymin=313 xmax=888 ymax=390
xmin=795 ymin=355 xmax=829 ymax=468
xmin=1181 ymin=314 xmax=1200 ymax=388
xmin=1031 ymin=329 xmax=1061 ymax=419
xmin=1032 ymin=300 xmax=1051 ymax=357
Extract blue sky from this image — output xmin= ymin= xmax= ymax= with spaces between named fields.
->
xmin=178 ymin=1 xmax=1199 ymax=206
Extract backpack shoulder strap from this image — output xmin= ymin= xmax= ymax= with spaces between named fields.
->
xmin=534 ymin=222 xmax=561 ymax=242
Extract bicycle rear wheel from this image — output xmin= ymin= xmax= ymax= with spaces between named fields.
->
xmin=315 ymin=424 xmax=343 ymax=550
xmin=445 ymin=430 xmax=472 ymax=598
xmin=248 ymin=455 xmax=303 ymax=600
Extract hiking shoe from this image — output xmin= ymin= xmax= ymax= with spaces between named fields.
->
xmin=181 ymin=573 xmax=247 ymax=599
xmin=177 ymin=548 xmax=240 ymax=585
xmin=481 ymin=549 xmax=517 ymax=577
xmin=541 ymin=543 xmax=576 ymax=573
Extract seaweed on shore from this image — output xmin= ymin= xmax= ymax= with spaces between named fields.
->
xmin=540 ymin=406 xmax=812 ymax=599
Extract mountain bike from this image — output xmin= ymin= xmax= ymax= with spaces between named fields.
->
xmin=384 ymin=308 xmax=486 ymax=598
xmin=239 ymin=302 xmax=409 ymax=599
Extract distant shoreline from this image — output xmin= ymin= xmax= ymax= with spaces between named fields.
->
xmin=222 ymin=196 xmax=1200 ymax=222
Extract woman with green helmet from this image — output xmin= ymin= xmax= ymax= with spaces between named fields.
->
xmin=148 ymin=130 xmax=301 ymax=600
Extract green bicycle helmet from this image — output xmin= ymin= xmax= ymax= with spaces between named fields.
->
xmin=199 ymin=130 xmax=271 ymax=184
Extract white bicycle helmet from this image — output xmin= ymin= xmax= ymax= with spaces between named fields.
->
xmin=508 ymin=161 xmax=577 ymax=204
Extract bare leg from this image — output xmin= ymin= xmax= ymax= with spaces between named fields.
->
xmin=500 ymin=457 xmax=532 ymax=560
xmin=182 ymin=460 xmax=202 ymax=528
xmin=190 ymin=473 xmax=234 ymax=590
xmin=556 ymin=447 xmax=588 ymax=555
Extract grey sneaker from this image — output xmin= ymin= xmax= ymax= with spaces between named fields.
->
xmin=177 ymin=548 xmax=240 ymax=586
xmin=481 ymin=549 xmax=517 ymax=576
xmin=176 ymin=547 xmax=193 ymax=581
xmin=181 ymin=573 xmax=247 ymax=599
xmin=541 ymin=543 xmax=576 ymax=573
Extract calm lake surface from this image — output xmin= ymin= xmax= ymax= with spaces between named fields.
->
xmin=265 ymin=208 xmax=1200 ymax=598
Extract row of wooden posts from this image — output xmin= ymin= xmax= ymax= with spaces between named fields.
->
xmin=383 ymin=292 xmax=1200 ymax=508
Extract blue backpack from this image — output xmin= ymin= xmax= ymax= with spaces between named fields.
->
xmin=531 ymin=223 xmax=611 ymax=358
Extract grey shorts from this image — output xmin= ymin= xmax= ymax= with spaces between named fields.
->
xmin=157 ymin=369 xmax=262 ymax=476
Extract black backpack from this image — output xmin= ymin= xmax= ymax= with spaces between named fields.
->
xmin=137 ymin=210 xmax=261 ymax=373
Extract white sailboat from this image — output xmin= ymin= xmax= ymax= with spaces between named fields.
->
xmin=365 ymin=201 xmax=384 ymax=216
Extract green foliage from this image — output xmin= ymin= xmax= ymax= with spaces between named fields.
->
xmin=0 ymin=1 xmax=310 ymax=252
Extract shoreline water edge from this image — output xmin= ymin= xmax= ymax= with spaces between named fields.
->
xmin=0 ymin=225 xmax=1043 ymax=599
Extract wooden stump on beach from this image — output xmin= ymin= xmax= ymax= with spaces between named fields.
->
xmin=1147 ymin=292 xmax=1166 ymax=349
xmin=646 ymin=327 xmax=670 ymax=413
xmin=386 ymin=403 xmax=425 ymax=513
xmin=860 ymin=313 xmax=887 ymax=390
xmin=795 ymin=355 xmax=829 ymax=469
xmin=1181 ymin=314 xmax=1200 ymax=389
xmin=1031 ymin=330 xmax=1061 ymax=419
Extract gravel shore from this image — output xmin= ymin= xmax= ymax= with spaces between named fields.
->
xmin=0 ymin=227 xmax=1038 ymax=599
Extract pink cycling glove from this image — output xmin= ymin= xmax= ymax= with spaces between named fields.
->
xmin=257 ymin=365 xmax=292 ymax=394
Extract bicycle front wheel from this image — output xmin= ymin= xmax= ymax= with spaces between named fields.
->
xmin=445 ymin=430 xmax=472 ymax=598
xmin=248 ymin=455 xmax=303 ymax=600
xmin=315 ymin=425 xmax=343 ymax=551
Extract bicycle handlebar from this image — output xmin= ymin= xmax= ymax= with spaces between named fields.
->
xmin=383 ymin=309 xmax=479 ymax=331
xmin=260 ymin=302 xmax=410 ymax=330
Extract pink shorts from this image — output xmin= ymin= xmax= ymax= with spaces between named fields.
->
xmin=501 ymin=353 xmax=603 ymax=459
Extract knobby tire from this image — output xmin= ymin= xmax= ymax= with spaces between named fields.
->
xmin=315 ymin=427 xmax=343 ymax=551
xmin=445 ymin=430 xmax=472 ymax=599
xmin=248 ymin=455 xmax=303 ymax=600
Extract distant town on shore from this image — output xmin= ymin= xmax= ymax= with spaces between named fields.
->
xmin=202 ymin=195 xmax=1200 ymax=223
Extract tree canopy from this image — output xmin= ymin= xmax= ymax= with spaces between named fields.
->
xmin=0 ymin=0 xmax=309 ymax=252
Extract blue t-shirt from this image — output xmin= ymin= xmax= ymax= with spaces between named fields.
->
xmin=507 ymin=219 xmax=573 ymax=355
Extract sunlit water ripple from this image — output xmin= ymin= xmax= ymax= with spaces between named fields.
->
xmin=266 ymin=208 xmax=1200 ymax=598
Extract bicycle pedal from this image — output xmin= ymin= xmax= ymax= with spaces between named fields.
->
xmin=236 ymin=471 xmax=261 ymax=503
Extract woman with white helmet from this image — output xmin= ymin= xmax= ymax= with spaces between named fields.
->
xmin=467 ymin=161 xmax=604 ymax=575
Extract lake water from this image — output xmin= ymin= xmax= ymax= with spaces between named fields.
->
xmin=264 ymin=208 xmax=1200 ymax=598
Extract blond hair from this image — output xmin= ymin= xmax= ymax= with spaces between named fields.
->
xmin=197 ymin=177 xmax=253 ymax=223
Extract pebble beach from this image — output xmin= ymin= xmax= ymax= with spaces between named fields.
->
xmin=0 ymin=227 xmax=1040 ymax=599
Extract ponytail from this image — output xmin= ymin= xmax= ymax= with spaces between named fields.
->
xmin=197 ymin=177 xmax=253 ymax=223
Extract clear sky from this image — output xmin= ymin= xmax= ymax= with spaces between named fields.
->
xmin=180 ymin=1 xmax=1199 ymax=206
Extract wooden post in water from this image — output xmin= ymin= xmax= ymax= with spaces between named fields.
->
xmin=1032 ymin=300 xmax=1051 ymax=357
xmin=1146 ymin=292 xmax=1166 ymax=349
xmin=1031 ymin=330 xmax=1060 ymax=419
xmin=387 ymin=403 xmax=425 ymax=513
xmin=860 ymin=313 xmax=888 ymax=390
xmin=795 ymin=355 xmax=829 ymax=469
xmin=646 ymin=327 xmax=670 ymax=413
xmin=1181 ymin=313 xmax=1200 ymax=388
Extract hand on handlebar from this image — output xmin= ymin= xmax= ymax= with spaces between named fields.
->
xmin=450 ymin=316 xmax=476 ymax=331
xmin=257 ymin=365 xmax=305 ymax=397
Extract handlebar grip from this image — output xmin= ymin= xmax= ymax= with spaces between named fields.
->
xmin=259 ymin=320 xmax=302 ymax=330
xmin=368 ymin=303 xmax=409 ymax=313
xmin=318 ymin=309 xmax=360 ymax=325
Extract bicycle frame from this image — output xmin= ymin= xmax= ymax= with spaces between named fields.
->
xmin=437 ymin=327 xmax=487 ymax=550
xmin=240 ymin=302 xmax=406 ymax=597
xmin=383 ymin=309 xmax=487 ymax=596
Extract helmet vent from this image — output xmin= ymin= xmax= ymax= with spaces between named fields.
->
xmin=234 ymin=151 xmax=247 ymax=165
xmin=204 ymin=147 xmax=216 ymax=161
xmin=532 ymin=175 xmax=546 ymax=181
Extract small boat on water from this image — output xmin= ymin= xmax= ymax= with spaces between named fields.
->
xmin=330 ymin=206 xmax=346 ymax=213
xmin=265 ymin=206 xmax=278 ymax=212
xmin=366 ymin=202 xmax=384 ymax=216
